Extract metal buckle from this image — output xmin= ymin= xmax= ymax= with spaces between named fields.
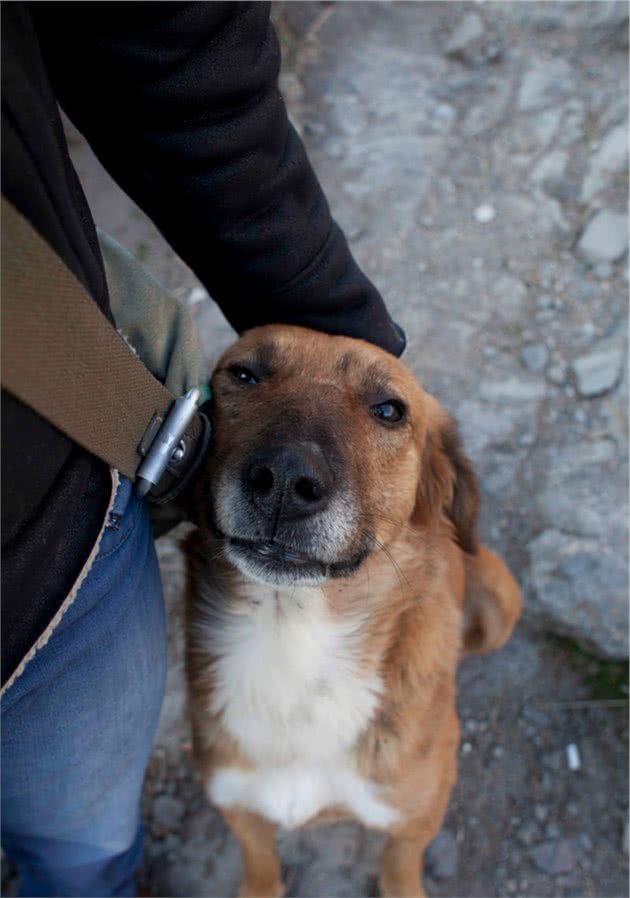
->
xmin=135 ymin=387 xmax=200 ymax=498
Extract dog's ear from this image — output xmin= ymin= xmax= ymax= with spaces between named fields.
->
xmin=413 ymin=410 xmax=479 ymax=554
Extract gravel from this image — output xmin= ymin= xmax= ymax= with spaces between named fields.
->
xmin=576 ymin=209 xmax=629 ymax=263
xmin=529 ymin=528 xmax=629 ymax=659
xmin=520 ymin=342 xmax=549 ymax=372
xmin=443 ymin=12 xmax=485 ymax=59
xmin=517 ymin=58 xmax=574 ymax=111
xmin=425 ymin=829 xmax=459 ymax=880
xmin=473 ymin=203 xmax=496 ymax=223
xmin=572 ymin=345 xmax=625 ymax=397
xmin=531 ymin=149 xmax=568 ymax=186
xmin=530 ymin=839 xmax=576 ymax=875
xmin=581 ymin=122 xmax=629 ymax=202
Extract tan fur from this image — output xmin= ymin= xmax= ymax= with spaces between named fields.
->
xmin=185 ymin=325 xmax=522 ymax=897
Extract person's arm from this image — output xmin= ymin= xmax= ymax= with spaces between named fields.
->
xmin=31 ymin=1 xmax=405 ymax=355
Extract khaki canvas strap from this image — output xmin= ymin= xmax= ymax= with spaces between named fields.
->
xmin=1 ymin=197 xmax=206 ymax=497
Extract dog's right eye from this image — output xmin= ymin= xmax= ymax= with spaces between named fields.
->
xmin=228 ymin=365 xmax=259 ymax=385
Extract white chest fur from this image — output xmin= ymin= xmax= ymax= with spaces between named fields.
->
xmin=204 ymin=584 xmax=397 ymax=829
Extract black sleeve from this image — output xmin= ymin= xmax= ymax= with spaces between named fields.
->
xmin=30 ymin=1 xmax=405 ymax=356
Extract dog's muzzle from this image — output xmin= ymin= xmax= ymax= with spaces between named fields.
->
xmin=215 ymin=441 xmax=370 ymax=585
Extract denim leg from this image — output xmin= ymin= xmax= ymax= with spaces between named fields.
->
xmin=1 ymin=476 xmax=167 ymax=897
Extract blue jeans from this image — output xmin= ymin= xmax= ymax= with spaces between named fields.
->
xmin=1 ymin=475 xmax=167 ymax=897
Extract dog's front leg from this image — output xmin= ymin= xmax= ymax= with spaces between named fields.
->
xmin=379 ymin=828 xmax=431 ymax=898
xmin=379 ymin=760 xmax=455 ymax=898
xmin=221 ymin=806 xmax=284 ymax=898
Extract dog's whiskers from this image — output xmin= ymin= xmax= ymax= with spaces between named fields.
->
xmin=358 ymin=527 xmax=409 ymax=593
xmin=357 ymin=511 xmax=417 ymax=537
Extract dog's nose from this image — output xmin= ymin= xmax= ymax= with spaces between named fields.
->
xmin=242 ymin=445 xmax=333 ymax=520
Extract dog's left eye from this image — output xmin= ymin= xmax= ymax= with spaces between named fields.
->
xmin=371 ymin=400 xmax=406 ymax=424
xmin=228 ymin=365 xmax=259 ymax=385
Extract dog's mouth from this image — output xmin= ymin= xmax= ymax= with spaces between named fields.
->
xmin=230 ymin=536 xmax=316 ymax=566
xmin=223 ymin=534 xmax=372 ymax=585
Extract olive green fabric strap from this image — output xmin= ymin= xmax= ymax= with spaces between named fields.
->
xmin=1 ymin=196 xmax=203 ymax=487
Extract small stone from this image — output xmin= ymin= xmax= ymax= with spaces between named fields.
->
xmin=480 ymin=377 xmax=546 ymax=401
xmin=542 ymin=750 xmax=563 ymax=771
xmin=536 ymin=294 xmax=554 ymax=310
xmin=435 ymin=103 xmax=456 ymax=124
xmin=509 ymin=848 xmax=522 ymax=866
xmin=520 ymin=343 xmax=549 ymax=372
xmin=572 ymin=345 xmax=624 ymax=397
xmin=152 ymin=795 xmax=185 ymax=833
xmin=578 ymin=832 xmax=593 ymax=852
xmin=545 ymin=822 xmax=561 ymax=839
xmin=481 ymin=45 xmax=502 ymax=64
xmin=535 ymin=805 xmax=548 ymax=823
xmin=581 ymin=123 xmax=629 ymax=202
xmin=592 ymin=261 xmax=613 ymax=280
xmin=474 ymin=203 xmax=496 ymax=223
xmin=576 ymin=280 xmax=597 ymax=303
xmin=493 ymin=745 xmax=504 ymax=759
xmin=574 ymin=321 xmax=598 ymax=344
xmin=517 ymin=821 xmax=539 ymax=846
xmin=531 ymin=149 xmax=568 ymax=186
xmin=573 ymin=408 xmax=587 ymax=424
xmin=425 ymin=829 xmax=458 ymax=880
xmin=530 ymin=839 xmax=575 ymax=875
xmin=461 ymin=741 xmax=473 ymax=755
xmin=542 ymin=175 xmax=580 ymax=202
xmin=529 ymin=108 xmax=564 ymax=149
xmin=535 ymin=309 xmax=556 ymax=323
xmin=566 ymin=743 xmax=581 ymax=771
xmin=444 ymin=13 xmax=485 ymax=58
xmin=517 ymin=59 xmax=573 ymax=111
xmin=522 ymin=705 xmax=551 ymax=727
xmin=576 ymin=209 xmax=628 ymax=264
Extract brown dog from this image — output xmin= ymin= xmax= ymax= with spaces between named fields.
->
xmin=185 ymin=324 xmax=521 ymax=897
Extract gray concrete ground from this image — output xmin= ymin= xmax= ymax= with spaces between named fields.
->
xmin=3 ymin=3 xmax=628 ymax=897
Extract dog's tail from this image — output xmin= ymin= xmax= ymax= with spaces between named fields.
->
xmin=461 ymin=544 xmax=522 ymax=655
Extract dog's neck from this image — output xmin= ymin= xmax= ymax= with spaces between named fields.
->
xmin=188 ymin=526 xmax=461 ymax=710
xmin=187 ymin=526 xmax=462 ymax=789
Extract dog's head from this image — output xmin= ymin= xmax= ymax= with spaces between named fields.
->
xmin=200 ymin=325 xmax=477 ymax=586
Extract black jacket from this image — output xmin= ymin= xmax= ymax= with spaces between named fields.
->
xmin=1 ymin=2 xmax=404 ymax=686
